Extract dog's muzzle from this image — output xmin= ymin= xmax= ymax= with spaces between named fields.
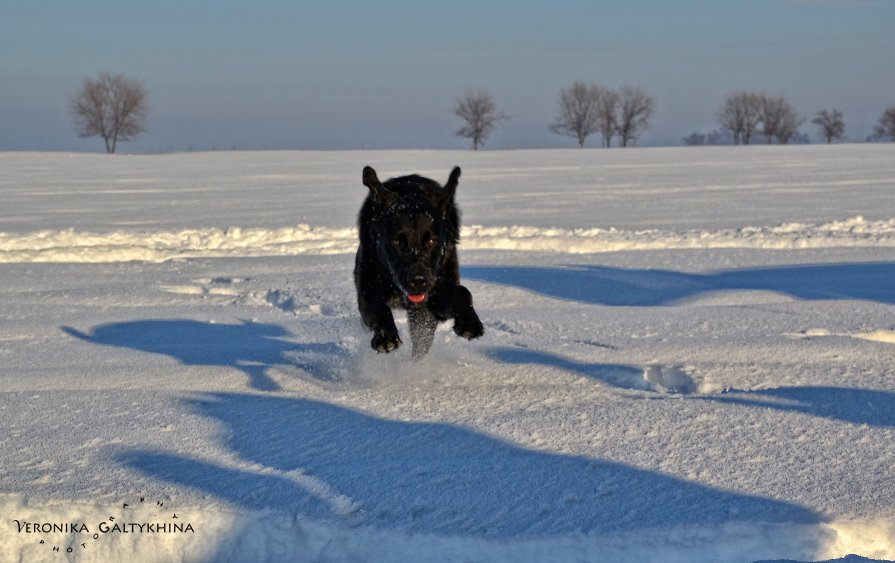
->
xmin=405 ymin=269 xmax=434 ymax=304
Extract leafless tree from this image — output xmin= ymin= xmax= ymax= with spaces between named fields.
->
xmin=759 ymin=95 xmax=804 ymax=144
xmin=615 ymin=86 xmax=655 ymax=147
xmin=759 ymin=95 xmax=785 ymax=144
xmin=70 ymin=73 xmax=149 ymax=153
xmin=452 ymin=90 xmax=508 ymax=150
xmin=596 ymin=88 xmax=619 ymax=148
xmin=776 ymin=111 xmax=805 ymax=144
xmin=682 ymin=129 xmax=734 ymax=146
xmin=811 ymin=109 xmax=845 ymax=144
xmin=549 ymin=81 xmax=604 ymax=148
xmin=872 ymin=106 xmax=895 ymax=141
xmin=718 ymin=91 xmax=762 ymax=145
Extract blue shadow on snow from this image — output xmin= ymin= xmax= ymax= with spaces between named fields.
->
xmin=62 ymin=319 xmax=345 ymax=391
xmin=700 ymin=386 xmax=895 ymax=428
xmin=119 ymin=393 xmax=819 ymax=537
xmin=463 ymin=262 xmax=895 ymax=307
xmin=490 ymin=347 xmax=895 ymax=427
xmin=488 ymin=347 xmax=649 ymax=390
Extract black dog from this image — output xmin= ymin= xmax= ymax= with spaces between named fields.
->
xmin=354 ymin=166 xmax=484 ymax=359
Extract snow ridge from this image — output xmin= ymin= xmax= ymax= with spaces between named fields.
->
xmin=4 ymin=495 xmax=894 ymax=563
xmin=1 ymin=215 xmax=893 ymax=263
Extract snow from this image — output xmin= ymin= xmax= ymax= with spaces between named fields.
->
xmin=1 ymin=145 xmax=894 ymax=562
xmin=4 ymin=216 xmax=895 ymax=263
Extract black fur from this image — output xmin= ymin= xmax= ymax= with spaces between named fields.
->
xmin=354 ymin=166 xmax=484 ymax=359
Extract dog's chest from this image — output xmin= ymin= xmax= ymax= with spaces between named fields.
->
xmin=385 ymin=293 xmax=404 ymax=309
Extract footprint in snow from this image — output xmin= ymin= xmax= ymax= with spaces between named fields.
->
xmin=643 ymin=364 xmax=698 ymax=394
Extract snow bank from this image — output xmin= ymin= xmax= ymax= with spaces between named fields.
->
xmin=1 ymin=215 xmax=894 ymax=263
xmin=5 ymin=495 xmax=894 ymax=563
xmin=463 ymin=216 xmax=895 ymax=254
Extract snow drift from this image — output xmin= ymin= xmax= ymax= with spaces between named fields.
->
xmin=1 ymin=215 xmax=894 ymax=263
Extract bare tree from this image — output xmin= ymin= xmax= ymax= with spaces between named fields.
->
xmin=811 ymin=109 xmax=845 ymax=143
xmin=718 ymin=91 xmax=762 ymax=145
xmin=70 ymin=73 xmax=149 ymax=153
xmin=615 ymin=86 xmax=655 ymax=147
xmin=549 ymin=81 xmax=604 ymax=148
xmin=759 ymin=95 xmax=786 ymax=144
xmin=872 ymin=106 xmax=895 ymax=141
xmin=761 ymin=95 xmax=804 ymax=144
xmin=776 ymin=111 xmax=805 ymax=144
xmin=596 ymin=88 xmax=619 ymax=148
xmin=452 ymin=90 xmax=508 ymax=150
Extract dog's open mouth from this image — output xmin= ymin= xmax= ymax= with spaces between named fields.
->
xmin=406 ymin=293 xmax=427 ymax=304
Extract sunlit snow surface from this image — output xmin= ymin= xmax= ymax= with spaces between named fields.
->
xmin=1 ymin=146 xmax=894 ymax=562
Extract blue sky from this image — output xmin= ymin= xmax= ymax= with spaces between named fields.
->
xmin=1 ymin=0 xmax=893 ymax=151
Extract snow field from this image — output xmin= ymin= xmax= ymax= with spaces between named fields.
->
xmin=1 ymin=146 xmax=895 ymax=562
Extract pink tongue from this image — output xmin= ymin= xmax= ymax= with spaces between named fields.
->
xmin=407 ymin=293 xmax=427 ymax=304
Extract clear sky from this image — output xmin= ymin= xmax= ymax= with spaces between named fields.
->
xmin=1 ymin=0 xmax=893 ymax=152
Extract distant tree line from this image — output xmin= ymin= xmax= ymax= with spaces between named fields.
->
xmin=716 ymin=91 xmax=806 ymax=145
xmin=67 ymin=72 xmax=895 ymax=152
xmin=549 ymin=82 xmax=655 ymax=148
xmin=452 ymin=82 xmax=655 ymax=149
xmin=685 ymin=92 xmax=895 ymax=147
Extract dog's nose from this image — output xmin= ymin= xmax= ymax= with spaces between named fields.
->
xmin=408 ymin=275 xmax=429 ymax=293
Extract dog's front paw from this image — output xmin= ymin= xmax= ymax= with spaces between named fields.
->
xmin=372 ymin=329 xmax=402 ymax=353
xmin=453 ymin=311 xmax=484 ymax=340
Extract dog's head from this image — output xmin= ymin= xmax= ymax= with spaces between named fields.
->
xmin=362 ymin=165 xmax=462 ymax=305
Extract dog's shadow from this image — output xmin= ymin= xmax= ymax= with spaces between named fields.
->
xmin=62 ymin=319 xmax=346 ymax=391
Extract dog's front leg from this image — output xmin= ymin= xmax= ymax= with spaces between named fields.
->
xmin=431 ymin=282 xmax=484 ymax=340
xmin=360 ymin=297 xmax=402 ymax=353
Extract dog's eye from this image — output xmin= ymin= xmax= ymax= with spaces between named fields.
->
xmin=425 ymin=238 xmax=437 ymax=250
xmin=390 ymin=239 xmax=401 ymax=248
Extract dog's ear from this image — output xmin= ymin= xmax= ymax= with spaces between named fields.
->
xmin=441 ymin=166 xmax=461 ymax=205
xmin=362 ymin=166 xmax=381 ymax=189
xmin=362 ymin=165 xmax=395 ymax=207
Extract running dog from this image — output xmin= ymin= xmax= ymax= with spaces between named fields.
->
xmin=354 ymin=166 xmax=484 ymax=359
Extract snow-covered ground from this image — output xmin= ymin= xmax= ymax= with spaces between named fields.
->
xmin=1 ymin=145 xmax=894 ymax=562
